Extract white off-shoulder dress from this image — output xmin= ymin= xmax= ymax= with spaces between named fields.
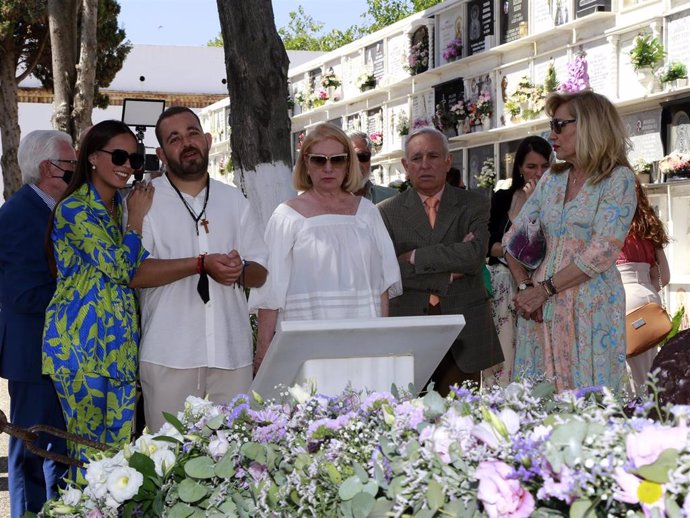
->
xmin=249 ymin=198 xmax=402 ymax=321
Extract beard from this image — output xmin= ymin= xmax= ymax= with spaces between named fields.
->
xmin=165 ymin=145 xmax=209 ymax=180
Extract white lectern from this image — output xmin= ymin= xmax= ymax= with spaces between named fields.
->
xmin=250 ymin=314 xmax=465 ymax=400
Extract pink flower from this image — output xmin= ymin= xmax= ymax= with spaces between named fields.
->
xmin=419 ymin=424 xmax=453 ymax=464
xmin=476 ymin=460 xmax=535 ymax=518
xmin=626 ymin=423 xmax=687 ymax=468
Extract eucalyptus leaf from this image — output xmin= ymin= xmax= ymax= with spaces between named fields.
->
xmin=413 ymin=510 xmax=435 ymax=518
xmin=368 ymin=497 xmax=393 ymax=517
xmin=177 ymin=478 xmax=209 ymax=503
xmin=443 ymin=497 xmax=479 ymax=517
xmin=167 ymin=502 xmax=195 ymax=518
xmin=532 ymin=507 xmax=568 ymax=517
xmin=241 ymin=442 xmax=267 ymax=464
xmin=387 ymin=476 xmax=405 ymax=498
xmin=631 ymin=448 xmax=679 ymax=484
xmin=362 ymin=480 xmax=379 ymax=496
xmin=373 ymin=460 xmax=388 ymax=489
xmin=351 ymin=492 xmax=376 ymax=518
xmin=184 ymin=456 xmax=216 ymax=479
xmin=423 ymin=390 xmax=446 ymax=419
xmin=569 ymin=498 xmax=594 ymax=518
xmin=353 ymin=461 xmax=369 ymax=483
xmin=664 ymin=495 xmax=682 ymax=518
xmin=214 ymin=452 xmax=236 ymax=478
xmin=324 ymin=461 xmax=342 ymax=484
xmin=204 ymin=414 xmax=225 ymax=430
xmin=339 ymin=475 xmax=364 ymax=500
xmin=426 ymin=478 xmax=444 ymax=511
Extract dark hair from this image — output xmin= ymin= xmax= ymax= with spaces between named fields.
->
xmin=46 ymin=119 xmax=137 ymax=276
xmin=155 ymin=106 xmax=202 ymax=146
xmin=509 ymin=136 xmax=552 ymax=194
xmin=446 ymin=167 xmax=462 ymax=188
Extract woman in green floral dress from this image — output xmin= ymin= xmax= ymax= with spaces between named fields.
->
xmin=43 ymin=120 xmax=153 ymax=477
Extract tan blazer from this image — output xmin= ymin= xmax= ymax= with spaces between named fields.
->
xmin=378 ymin=185 xmax=503 ymax=373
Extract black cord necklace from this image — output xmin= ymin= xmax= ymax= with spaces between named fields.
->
xmin=167 ymin=172 xmax=210 ymax=235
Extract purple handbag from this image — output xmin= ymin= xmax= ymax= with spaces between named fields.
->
xmin=505 ymin=218 xmax=546 ymax=270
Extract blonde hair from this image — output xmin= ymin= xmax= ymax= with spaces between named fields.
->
xmin=293 ymin=123 xmax=361 ymax=193
xmin=546 ymin=90 xmax=632 ymax=184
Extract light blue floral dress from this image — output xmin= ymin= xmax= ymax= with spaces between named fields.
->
xmin=505 ymin=166 xmax=636 ymax=393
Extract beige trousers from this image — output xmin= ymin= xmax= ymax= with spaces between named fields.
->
xmin=140 ymin=361 xmax=252 ymax=433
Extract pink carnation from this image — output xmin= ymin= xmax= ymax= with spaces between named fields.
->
xmin=476 ymin=460 xmax=535 ymax=518
xmin=626 ymin=423 xmax=688 ymax=468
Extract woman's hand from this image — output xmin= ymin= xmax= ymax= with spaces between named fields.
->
xmin=513 ymin=284 xmax=548 ymax=321
xmin=127 ymin=182 xmax=154 ymax=233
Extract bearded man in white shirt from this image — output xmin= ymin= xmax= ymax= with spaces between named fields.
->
xmin=130 ymin=106 xmax=268 ymax=432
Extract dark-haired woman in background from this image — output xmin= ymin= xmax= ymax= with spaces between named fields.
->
xmin=483 ymin=136 xmax=552 ymax=387
xmin=616 ymin=179 xmax=670 ymax=394
xmin=43 ymin=120 xmax=153 ymax=476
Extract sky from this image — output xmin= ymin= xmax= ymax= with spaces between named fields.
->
xmin=117 ymin=0 xmax=371 ymax=46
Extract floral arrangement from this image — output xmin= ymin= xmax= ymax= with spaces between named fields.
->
xmin=630 ymin=33 xmax=666 ymax=72
xmin=396 ymin=112 xmax=410 ymax=136
xmin=35 ymin=378 xmax=690 ymax=518
xmin=660 ymin=61 xmax=688 ymax=83
xmin=370 ymin=131 xmax=383 ymax=152
xmin=432 ymin=101 xmax=456 ymax=133
xmin=293 ymin=89 xmax=309 ymax=108
xmin=506 ymin=76 xmax=546 ymax=120
xmin=406 ymin=39 xmax=429 ymax=75
xmin=476 ymin=157 xmax=496 ymax=188
xmin=311 ymin=88 xmax=332 ymax=108
xmin=412 ymin=116 xmax=432 ymax=130
xmin=659 ymin=151 xmax=690 ymax=177
xmin=356 ymin=71 xmax=376 ymax=91
xmin=450 ymin=99 xmax=467 ymax=121
xmin=559 ymin=51 xmax=591 ymax=93
xmin=320 ymin=69 xmax=341 ymax=89
xmin=632 ymin=158 xmax=653 ymax=175
xmin=443 ymin=37 xmax=463 ymax=62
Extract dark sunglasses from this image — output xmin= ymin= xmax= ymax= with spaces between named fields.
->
xmin=99 ymin=149 xmax=145 ymax=170
xmin=49 ymin=161 xmax=74 ymax=185
xmin=357 ymin=152 xmax=372 ymax=163
xmin=549 ymin=118 xmax=576 ymax=134
xmin=307 ymin=153 xmax=349 ymax=167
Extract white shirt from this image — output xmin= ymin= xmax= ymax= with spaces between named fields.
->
xmin=249 ymin=198 xmax=401 ymax=321
xmin=138 ymin=174 xmax=268 ymax=369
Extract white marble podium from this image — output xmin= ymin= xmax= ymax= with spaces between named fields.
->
xmin=250 ymin=314 xmax=465 ymax=399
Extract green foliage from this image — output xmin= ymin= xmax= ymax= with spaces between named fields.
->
xmin=660 ymin=61 xmax=688 ymax=83
xmin=544 ymin=62 xmax=559 ymax=93
xmin=629 ymin=33 xmax=665 ymax=71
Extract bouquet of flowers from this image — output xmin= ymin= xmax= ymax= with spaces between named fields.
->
xmin=450 ymin=99 xmax=467 ymax=120
xmin=396 ymin=112 xmax=410 ymax=136
xmin=36 ymin=379 xmax=690 ymax=518
xmin=412 ymin=116 xmax=431 ymax=130
xmin=370 ymin=131 xmax=383 ymax=152
xmin=356 ymin=72 xmax=376 ymax=91
xmin=559 ymin=51 xmax=591 ymax=93
xmin=443 ymin=37 xmax=463 ymax=62
xmin=311 ymin=88 xmax=330 ymax=108
xmin=406 ymin=39 xmax=429 ymax=75
xmin=293 ymin=89 xmax=308 ymax=107
xmin=476 ymin=157 xmax=496 ymax=188
xmin=320 ymin=69 xmax=341 ymax=89
xmin=475 ymin=90 xmax=493 ymax=117
xmin=659 ymin=151 xmax=690 ymax=177
xmin=432 ymin=101 xmax=455 ymax=133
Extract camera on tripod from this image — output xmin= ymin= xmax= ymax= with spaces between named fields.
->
xmin=121 ymin=98 xmax=166 ymax=182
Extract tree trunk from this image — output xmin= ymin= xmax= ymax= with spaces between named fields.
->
xmin=216 ymin=0 xmax=295 ymax=230
xmin=0 ymin=38 xmax=22 ymax=201
xmin=48 ymin=0 xmax=79 ymax=137
xmin=72 ymin=0 xmax=98 ymax=134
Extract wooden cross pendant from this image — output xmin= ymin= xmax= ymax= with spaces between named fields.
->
xmin=200 ymin=219 xmax=210 ymax=234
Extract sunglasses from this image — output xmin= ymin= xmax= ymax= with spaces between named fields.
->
xmin=99 ymin=149 xmax=145 ymax=170
xmin=307 ymin=153 xmax=349 ymax=167
xmin=357 ymin=152 xmax=372 ymax=163
xmin=549 ymin=118 xmax=576 ymax=134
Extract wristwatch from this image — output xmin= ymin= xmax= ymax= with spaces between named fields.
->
xmin=518 ymin=280 xmax=534 ymax=291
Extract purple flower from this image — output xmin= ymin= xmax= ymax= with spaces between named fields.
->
xmin=476 ymin=461 xmax=535 ymax=518
xmin=393 ymin=401 xmax=425 ymax=430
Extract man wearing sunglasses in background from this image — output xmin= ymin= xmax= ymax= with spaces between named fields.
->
xmin=0 ymin=130 xmax=71 ymax=517
xmin=348 ymin=131 xmax=398 ymax=204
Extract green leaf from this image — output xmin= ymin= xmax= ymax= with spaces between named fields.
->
xmin=351 ymin=492 xmax=376 ymax=518
xmin=214 ymin=452 xmax=236 ymax=479
xmin=413 ymin=510 xmax=435 ymax=518
xmin=167 ymin=502 xmax=196 ymax=518
xmin=129 ymin=451 xmax=157 ymax=479
xmin=184 ymin=456 xmax=216 ymax=479
xmin=362 ymin=480 xmax=378 ymax=496
xmin=423 ymin=390 xmax=446 ymax=419
xmin=339 ymin=475 xmax=364 ymax=501
xmin=532 ymin=508 xmax=568 ymax=517
xmin=204 ymin=414 xmax=226 ymax=430
xmin=162 ymin=412 xmax=186 ymax=435
xmin=664 ymin=495 xmax=683 ymax=518
xmin=426 ymin=478 xmax=444 ymax=511
xmin=240 ymin=442 xmax=267 ymax=463
xmin=323 ymin=461 xmax=342 ymax=484
xmin=177 ymin=478 xmax=209 ymax=503
xmin=443 ymin=497 xmax=479 ymax=517
xmin=631 ymin=448 xmax=679 ymax=484
xmin=569 ymin=498 xmax=595 ymax=518
xmin=353 ymin=461 xmax=369 ymax=483
xmin=368 ymin=497 xmax=393 ymax=517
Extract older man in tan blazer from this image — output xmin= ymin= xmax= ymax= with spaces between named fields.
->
xmin=378 ymin=127 xmax=502 ymax=395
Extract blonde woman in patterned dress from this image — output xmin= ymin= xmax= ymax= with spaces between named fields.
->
xmin=503 ymin=91 xmax=637 ymax=394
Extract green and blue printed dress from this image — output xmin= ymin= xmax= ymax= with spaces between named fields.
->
xmin=42 ymin=183 xmax=148 ymax=475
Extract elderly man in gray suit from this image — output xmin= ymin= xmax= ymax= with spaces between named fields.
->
xmin=378 ymin=127 xmax=502 ymax=395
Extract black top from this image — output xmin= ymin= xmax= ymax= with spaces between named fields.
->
xmin=487 ymin=188 xmax=514 ymax=266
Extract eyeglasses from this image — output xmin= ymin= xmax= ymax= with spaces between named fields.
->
xmin=356 ymin=152 xmax=372 ymax=163
xmin=49 ymin=161 xmax=74 ymax=184
xmin=99 ymin=149 xmax=145 ymax=170
xmin=549 ymin=118 xmax=577 ymax=134
xmin=307 ymin=153 xmax=349 ymax=168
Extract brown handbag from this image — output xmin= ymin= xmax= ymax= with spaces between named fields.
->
xmin=625 ymin=302 xmax=672 ymax=357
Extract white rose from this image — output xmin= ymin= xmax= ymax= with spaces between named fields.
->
xmin=106 ymin=466 xmax=144 ymax=504
xmin=208 ymin=430 xmax=230 ymax=460
xmin=61 ymin=486 xmax=82 ymax=506
xmin=151 ymin=449 xmax=177 ymax=477
xmin=156 ymin=422 xmax=184 ymax=442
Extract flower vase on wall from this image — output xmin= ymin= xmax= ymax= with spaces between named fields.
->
xmin=481 ymin=115 xmax=491 ymax=129
xmin=636 ymin=68 xmax=656 ymax=94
